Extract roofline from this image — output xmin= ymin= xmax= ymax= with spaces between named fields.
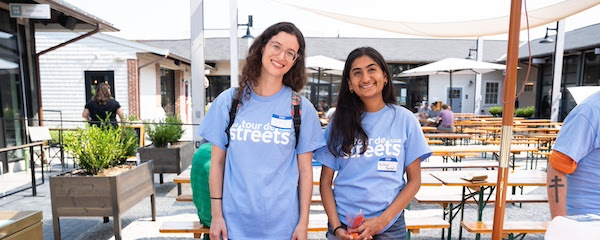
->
xmin=93 ymin=33 xmax=170 ymax=57
xmin=35 ymin=0 xmax=119 ymax=32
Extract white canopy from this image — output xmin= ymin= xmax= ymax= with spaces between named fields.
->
xmin=306 ymin=55 xmax=344 ymax=76
xmin=567 ymin=86 xmax=600 ymax=104
xmin=399 ymin=58 xmax=506 ymax=110
xmin=399 ymin=58 xmax=506 ymax=77
xmin=282 ymin=0 xmax=600 ymax=37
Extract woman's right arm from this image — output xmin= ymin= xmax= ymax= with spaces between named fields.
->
xmin=209 ymin=145 xmax=228 ymax=240
xmin=320 ymin=166 xmax=350 ymax=240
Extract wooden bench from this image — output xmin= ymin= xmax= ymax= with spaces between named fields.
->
xmin=415 ymin=193 xmax=548 ymax=207
xmin=461 ymin=221 xmax=549 ymax=239
xmin=159 ymin=215 xmax=450 ymax=238
xmin=427 ymin=139 xmax=444 ymax=145
xmin=176 ymin=194 xmax=324 ymax=204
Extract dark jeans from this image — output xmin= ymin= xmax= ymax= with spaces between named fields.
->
xmin=326 ymin=211 xmax=407 ymax=240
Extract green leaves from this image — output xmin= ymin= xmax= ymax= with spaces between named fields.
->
xmin=515 ymin=106 xmax=535 ymax=117
xmin=145 ymin=115 xmax=185 ymax=148
xmin=488 ymin=106 xmax=503 ymax=117
xmin=63 ymin=124 xmax=137 ymax=175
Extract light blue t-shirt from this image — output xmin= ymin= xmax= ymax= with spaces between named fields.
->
xmin=314 ymin=104 xmax=433 ymax=233
xmin=552 ymin=91 xmax=600 ymax=216
xmin=197 ymin=86 xmax=326 ymax=240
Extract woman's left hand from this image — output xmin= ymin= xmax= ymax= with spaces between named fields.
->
xmin=349 ymin=216 xmax=386 ymax=240
xmin=292 ymin=224 xmax=307 ymax=240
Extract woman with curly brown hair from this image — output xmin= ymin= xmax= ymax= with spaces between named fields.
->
xmin=198 ymin=22 xmax=325 ymax=240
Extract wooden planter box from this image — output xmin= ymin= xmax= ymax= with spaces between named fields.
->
xmin=0 ymin=211 xmax=43 ymax=240
xmin=138 ymin=141 xmax=193 ymax=194
xmin=49 ymin=161 xmax=156 ymax=240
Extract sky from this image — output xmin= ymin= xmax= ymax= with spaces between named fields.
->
xmin=63 ymin=0 xmax=600 ymax=41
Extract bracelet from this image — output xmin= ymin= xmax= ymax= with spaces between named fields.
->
xmin=333 ymin=226 xmax=344 ymax=235
xmin=210 ymin=197 xmax=222 ymax=200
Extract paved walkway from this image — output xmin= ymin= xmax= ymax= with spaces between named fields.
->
xmin=1 ymin=152 xmax=550 ymax=239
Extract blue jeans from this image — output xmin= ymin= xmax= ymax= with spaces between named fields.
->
xmin=326 ymin=212 xmax=407 ymax=240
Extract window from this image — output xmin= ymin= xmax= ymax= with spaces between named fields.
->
xmin=160 ymin=68 xmax=175 ymax=116
xmin=484 ymin=82 xmax=499 ymax=104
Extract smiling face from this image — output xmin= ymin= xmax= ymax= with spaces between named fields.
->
xmin=347 ymin=55 xmax=388 ymax=104
xmin=260 ymin=31 xmax=300 ymax=81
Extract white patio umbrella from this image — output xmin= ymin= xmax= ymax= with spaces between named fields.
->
xmin=399 ymin=58 xmax=506 ymax=109
xmin=306 ymin=55 xmax=344 ymax=76
xmin=567 ymin=86 xmax=600 ymax=104
xmin=306 ymin=55 xmax=344 ymax=102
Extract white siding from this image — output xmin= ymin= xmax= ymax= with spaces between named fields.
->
xmin=428 ymin=71 xmax=505 ymax=114
xmin=36 ymin=32 xmax=140 ymax=128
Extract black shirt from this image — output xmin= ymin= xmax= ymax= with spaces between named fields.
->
xmin=85 ymin=98 xmax=121 ymax=128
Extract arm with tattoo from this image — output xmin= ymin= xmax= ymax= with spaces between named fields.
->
xmin=547 ymin=150 xmax=574 ymax=218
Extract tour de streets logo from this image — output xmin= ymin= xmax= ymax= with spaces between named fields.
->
xmin=229 ymin=120 xmax=291 ymax=145
xmin=343 ymin=137 xmax=404 ymax=159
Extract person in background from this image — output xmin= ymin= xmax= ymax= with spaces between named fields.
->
xmin=197 ymin=22 xmax=325 ymax=240
xmin=82 ymin=82 xmax=124 ymax=128
xmin=314 ymin=47 xmax=432 ymax=240
xmin=325 ymin=104 xmax=337 ymax=121
xmin=417 ymin=103 xmax=430 ymax=125
xmin=319 ymin=99 xmax=331 ymax=113
xmin=428 ymin=102 xmax=440 ymax=119
xmin=436 ymin=104 xmax=455 ymax=132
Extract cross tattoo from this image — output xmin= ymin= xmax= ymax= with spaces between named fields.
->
xmin=549 ymin=176 xmax=565 ymax=202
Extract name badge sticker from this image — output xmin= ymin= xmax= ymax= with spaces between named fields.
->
xmin=271 ymin=114 xmax=293 ymax=130
xmin=378 ymin=157 xmax=398 ymax=172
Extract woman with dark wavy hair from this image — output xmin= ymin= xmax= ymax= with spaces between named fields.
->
xmin=315 ymin=47 xmax=432 ymax=240
xmin=198 ymin=22 xmax=325 ymax=240
xmin=82 ymin=82 xmax=124 ymax=128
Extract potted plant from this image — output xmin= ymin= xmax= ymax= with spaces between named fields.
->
xmin=50 ymin=123 xmax=156 ymax=240
xmin=138 ymin=115 xmax=193 ymax=194
xmin=515 ymin=106 xmax=535 ymax=118
xmin=488 ymin=106 xmax=503 ymax=117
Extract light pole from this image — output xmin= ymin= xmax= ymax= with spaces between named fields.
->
xmin=540 ymin=21 xmax=565 ymax=122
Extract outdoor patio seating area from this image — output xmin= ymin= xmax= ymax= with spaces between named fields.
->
xmin=0 ymin=119 xmax=556 ymax=240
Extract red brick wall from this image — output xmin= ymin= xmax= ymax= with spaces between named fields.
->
xmin=155 ymin=63 xmax=161 ymax=107
xmin=174 ymin=70 xmax=182 ymax=117
xmin=127 ymin=59 xmax=139 ymax=118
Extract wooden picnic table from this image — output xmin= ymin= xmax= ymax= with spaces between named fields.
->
xmin=175 ymin=170 xmax=443 ymax=187
xmin=421 ymin=161 xmax=498 ymax=170
xmin=422 ymin=126 xmax=437 ymax=132
xmin=431 ymin=145 xmax=538 ymax=155
xmin=424 ymin=133 xmax=473 ymax=145
xmin=513 ymin=127 xmax=560 ymax=134
xmin=429 ymin=170 xmax=546 ymax=240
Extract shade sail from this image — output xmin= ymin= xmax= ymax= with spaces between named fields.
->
xmin=282 ymin=0 xmax=600 ymax=37
xmin=567 ymin=86 xmax=600 ymax=104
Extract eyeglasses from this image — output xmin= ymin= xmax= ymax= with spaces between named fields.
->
xmin=267 ymin=40 xmax=299 ymax=62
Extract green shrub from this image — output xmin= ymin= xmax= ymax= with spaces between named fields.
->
xmin=63 ymin=125 xmax=137 ymax=175
xmin=122 ymin=127 xmax=139 ymax=156
xmin=488 ymin=106 xmax=503 ymax=117
xmin=515 ymin=106 xmax=535 ymax=118
xmin=145 ymin=115 xmax=185 ymax=148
